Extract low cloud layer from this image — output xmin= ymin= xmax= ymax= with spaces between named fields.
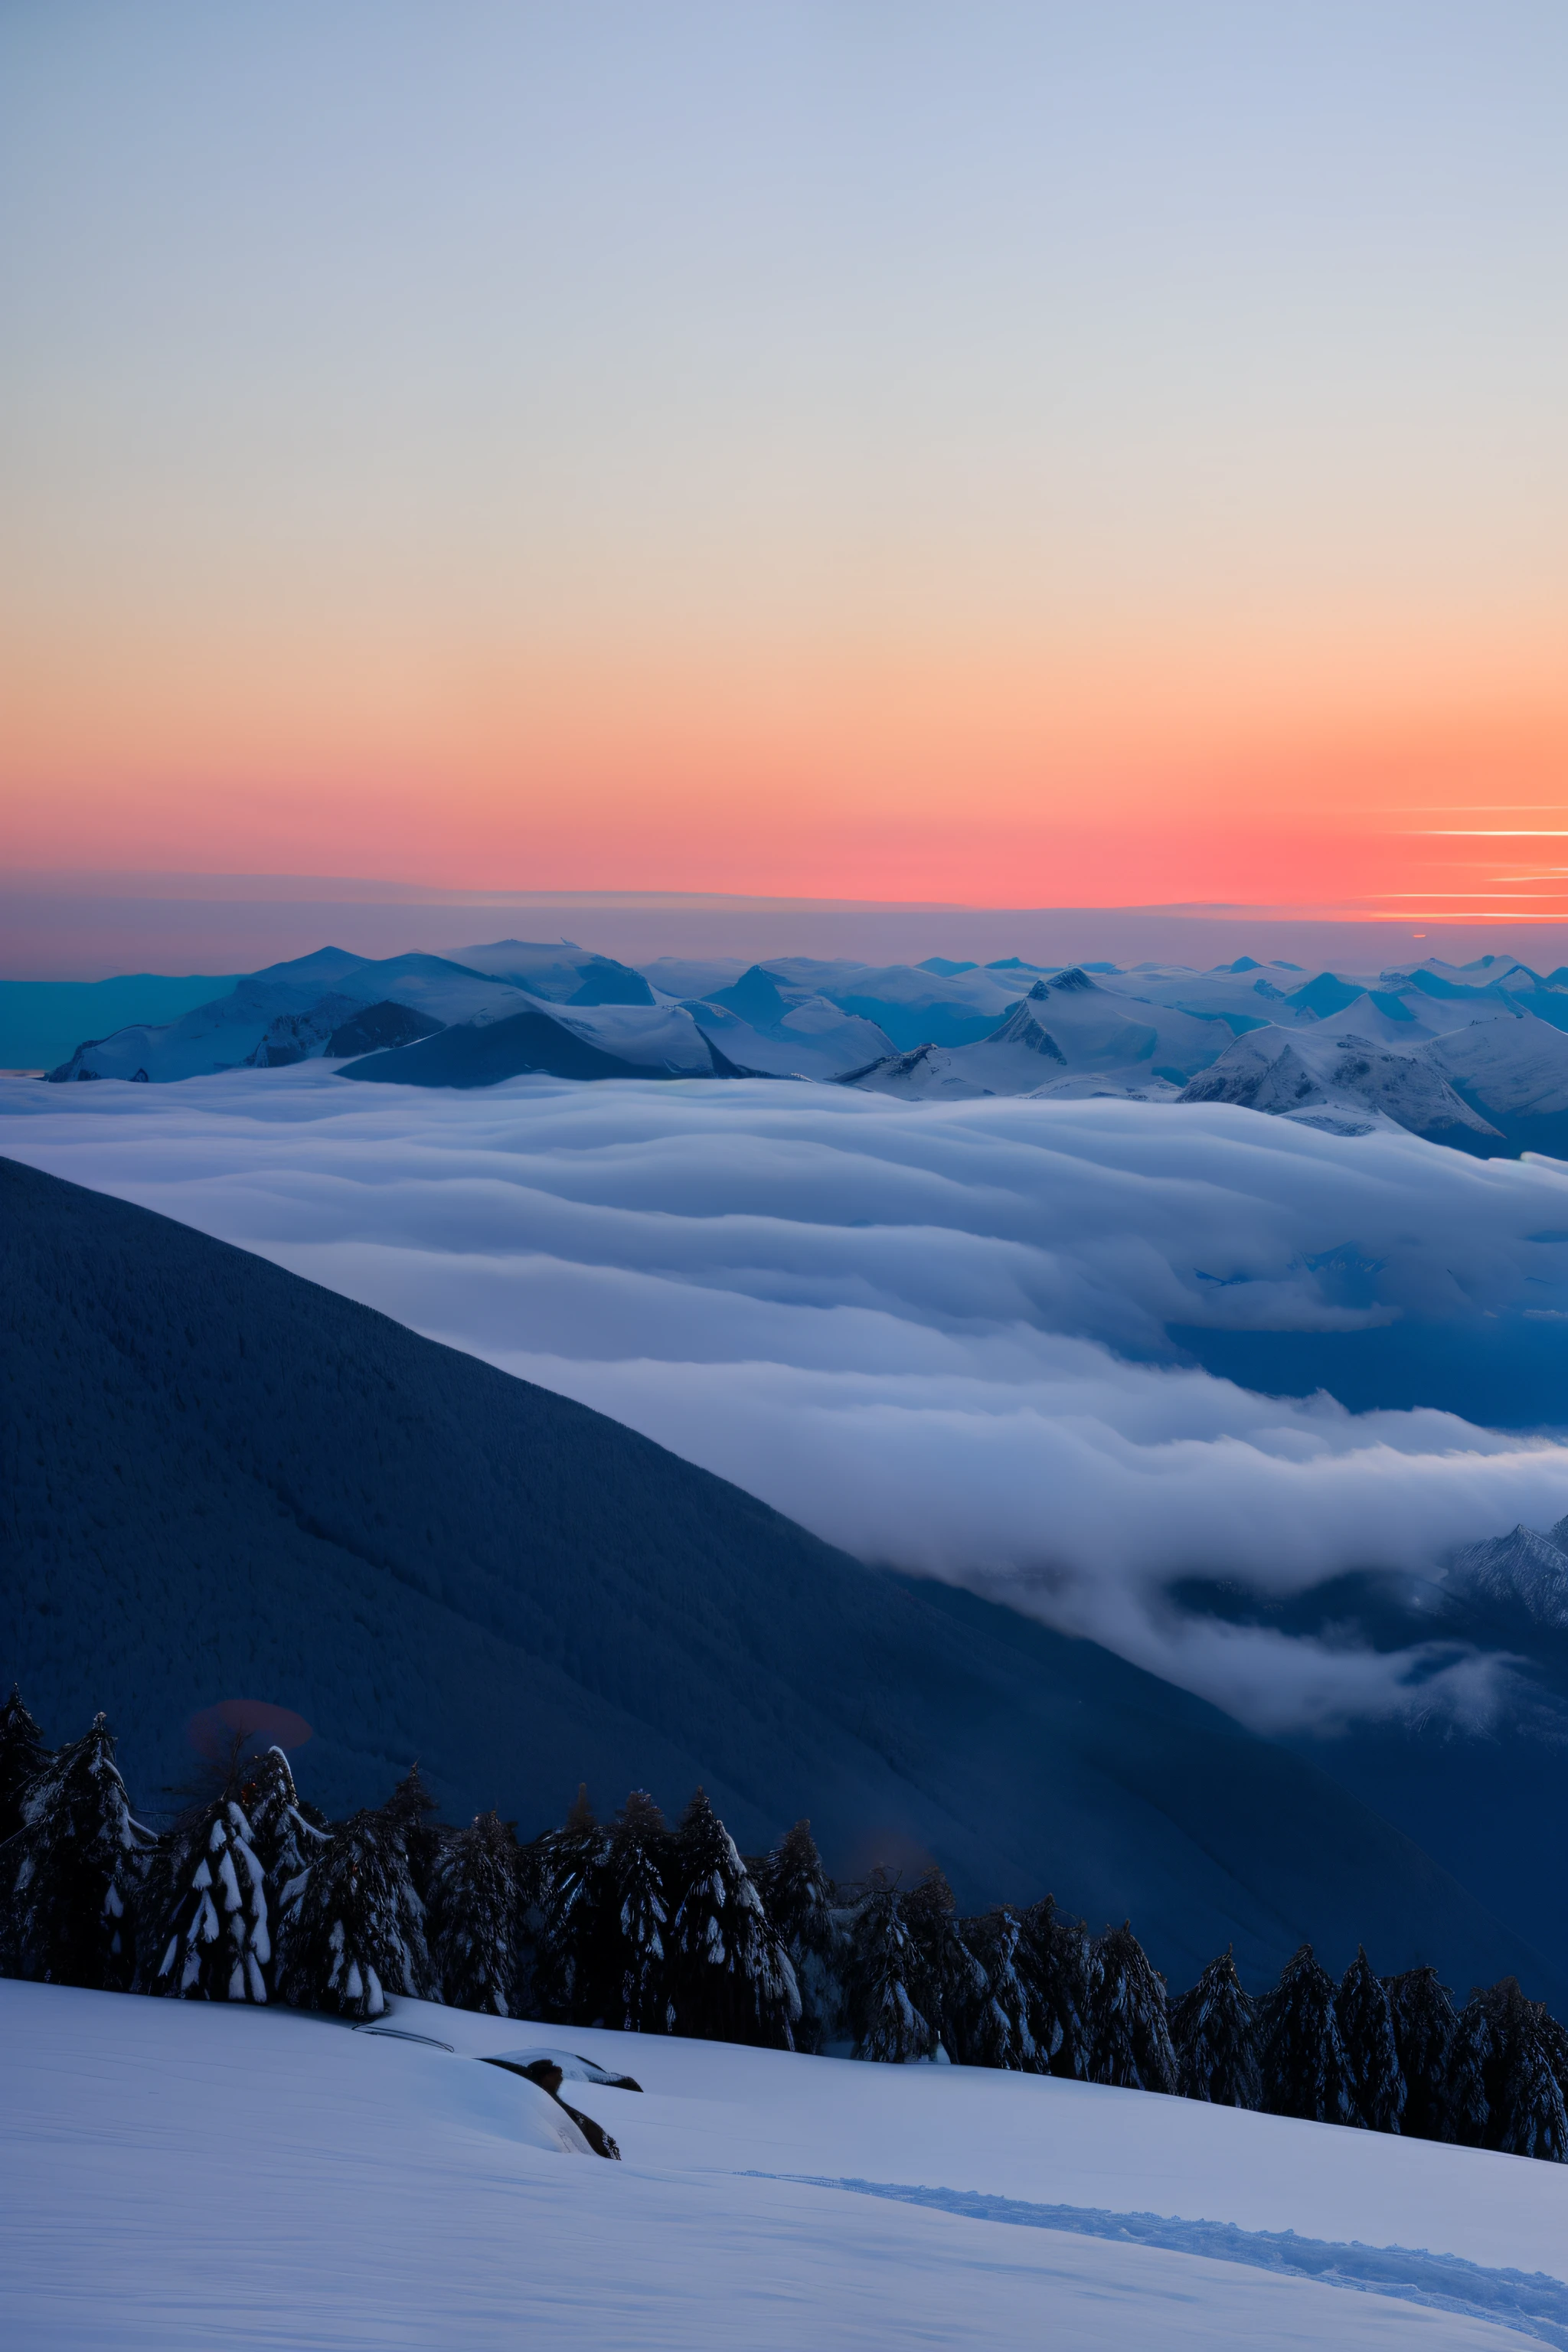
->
xmin=8 ymin=1069 xmax=1568 ymax=1735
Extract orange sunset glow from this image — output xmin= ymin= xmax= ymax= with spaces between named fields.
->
xmin=2 ymin=4 xmax=1565 ymax=930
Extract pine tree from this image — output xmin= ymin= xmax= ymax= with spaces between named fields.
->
xmin=535 ymin=1785 xmax=610 ymax=2024
xmin=1465 ymin=1980 xmax=1568 ymax=2163
xmin=1382 ymin=1967 xmax=1461 ymax=2142
xmin=754 ymin=1819 xmax=841 ymax=2051
xmin=1338 ymin=1947 xmax=1406 ymax=2134
xmin=426 ymin=1811 xmax=528 ymax=2017
xmin=1539 ymin=2007 xmax=1568 ymax=2108
xmin=961 ymin=1906 xmax=1040 ymax=2072
xmin=1088 ymin=1922 xmax=1177 ymax=2093
xmin=383 ymin=1763 xmax=443 ymax=1904
xmin=0 ymin=1714 xmax=149 ymax=1990
xmin=143 ymin=1795 xmax=270 ymax=2002
xmin=1170 ymin=1949 xmax=1261 ymax=2109
xmin=0 ymin=1687 xmax=48 ymax=1845
xmin=597 ymin=1789 xmax=674 ymax=2034
xmin=1446 ymin=1984 xmax=1493 ymax=2147
xmin=1019 ymin=1895 xmax=1092 ymax=2080
xmin=668 ymin=1788 xmax=799 ymax=2049
xmin=900 ymin=1870 xmax=985 ymax=2063
xmin=842 ymin=1872 xmax=934 ymax=2063
xmin=1259 ymin=1944 xmax=1363 ymax=2127
xmin=236 ymin=1745 xmax=322 ymax=1894
xmin=273 ymin=1800 xmax=433 ymax=2019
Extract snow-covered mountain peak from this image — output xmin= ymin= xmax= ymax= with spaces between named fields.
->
xmin=1446 ymin=1521 xmax=1568 ymax=1630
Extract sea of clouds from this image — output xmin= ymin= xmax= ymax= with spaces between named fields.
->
xmin=7 ymin=1067 xmax=1568 ymax=1736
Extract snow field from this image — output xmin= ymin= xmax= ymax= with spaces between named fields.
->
xmin=5 ymin=1979 xmax=1566 ymax=2350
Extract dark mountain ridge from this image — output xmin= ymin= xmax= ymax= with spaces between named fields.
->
xmin=3 ymin=1155 xmax=1560 ymax=2001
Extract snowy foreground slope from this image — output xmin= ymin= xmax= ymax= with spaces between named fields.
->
xmin=5 ymin=1981 xmax=1568 ymax=2351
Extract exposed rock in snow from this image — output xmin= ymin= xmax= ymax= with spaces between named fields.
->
xmin=1446 ymin=1521 xmax=1568 ymax=1631
xmin=243 ymin=995 xmax=363 ymax=1068
xmin=1181 ymin=1028 xmax=1501 ymax=1143
xmin=843 ymin=972 xmax=1230 ymax=1099
xmin=339 ymin=997 xmax=743 ymax=1086
xmin=47 ymin=952 xmax=529 ymax=1083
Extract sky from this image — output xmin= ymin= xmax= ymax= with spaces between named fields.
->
xmin=2 ymin=2 xmax=1566 ymax=918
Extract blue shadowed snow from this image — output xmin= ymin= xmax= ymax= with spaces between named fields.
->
xmin=753 ymin=2177 xmax=1568 ymax=2347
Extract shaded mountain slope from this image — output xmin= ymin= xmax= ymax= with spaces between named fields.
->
xmin=3 ymin=1155 xmax=1559 ymax=2000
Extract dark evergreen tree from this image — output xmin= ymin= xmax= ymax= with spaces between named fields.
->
xmin=1259 ymin=1944 xmax=1363 ymax=2127
xmin=1539 ymin=2007 xmax=1568 ymax=2108
xmin=1338 ymin=1947 xmax=1406 ymax=2134
xmin=143 ymin=1795 xmax=270 ymax=2002
xmin=961 ymin=1905 xmax=1040 ymax=2071
xmin=1019 ymin=1895 xmax=1092 ymax=2080
xmin=0 ymin=1687 xmax=48 ymax=1845
xmin=1087 ymin=1922 xmax=1177 ymax=2092
xmin=900 ymin=1870 xmax=986 ymax=2063
xmin=426 ymin=1811 xmax=528 ymax=2017
xmin=842 ymin=1871 xmax=934 ymax=2063
xmin=0 ymin=1714 xmax=149 ymax=1990
xmin=1170 ymin=1949 xmax=1261 ymax=2109
xmin=754 ymin=1819 xmax=841 ymax=2051
xmin=1464 ymin=1980 xmax=1568 ymax=2163
xmin=1382 ymin=1966 xmax=1461 ymax=2142
xmin=235 ymin=1744 xmax=322 ymax=1895
xmin=383 ymin=1763 xmax=443 ymax=1903
xmin=599 ymin=1789 xmax=675 ymax=2034
xmin=535 ymin=1785 xmax=611 ymax=2024
xmin=1444 ymin=1984 xmax=1493 ymax=2147
xmin=273 ymin=1800 xmax=433 ymax=2019
xmin=668 ymin=1788 xmax=799 ymax=2048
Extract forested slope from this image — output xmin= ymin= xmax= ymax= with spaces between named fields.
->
xmin=3 ymin=1154 xmax=1558 ymax=2000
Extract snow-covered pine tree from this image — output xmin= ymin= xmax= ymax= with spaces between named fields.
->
xmin=1337 ymin=1947 xmax=1406 ymax=2133
xmin=0 ymin=1714 xmax=149 ymax=1990
xmin=272 ymin=1799 xmax=433 ymax=2020
xmin=534 ymin=1785 xmax=611 ymax=2024
xmin=1169 ymin=1949 xmax=1261 ymax=2109
xmin=0 ymin=1687 xmax=48 ymax=1844
xmin=668 ymin=1788 xmax=799 ymax=2049
xmin=1259 ymin=1944 xmax=1363 ymax=2127
xmin=901 ymin=1870 xmax=987 ymax=2063
xmin=1382 ymin=1966 xmax=1461 ymax=2142
xmin=143 ymin=1795 xmax=270 ymax=2002
xmin=599 ymin=1789 xmax=674 ymax=2034
xmin=842 ymin=1871 xmax=934 ymax=2063
xmin=237 ymin=1745 xmax=322 ymax=1895
xmin=961 ymin=1906 xmax=1040 ymax=2071
xmin=383 ymin=1763 xmax=443 ymax=1904
xmin=753 ymin=1819 xmax=841 ymax=2051
xmin=1443 ymin=1984 xmax=1492 ymax=2147
xmin=1087 ymin=1922 xmax=1177 ymax=2093
xmin=1019 ymin=1894 xmax=1092 ymax=2079
xmin=1539 ymin=2007 xmax=1568 ymax=2108
xmin=426 ymin=1811 xmax=528 ymax=2017
xmin=1465 ymin=1979 xmax=1568 ymax=2163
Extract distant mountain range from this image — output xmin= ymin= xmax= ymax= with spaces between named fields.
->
xmin=1173 ymin=1511 xmax=1568 ymax=1971
xmin=16 ymin=940 xmax=1568 ymax=1156
xmin=6 ymin=1150 xmax=1563 ymax=2004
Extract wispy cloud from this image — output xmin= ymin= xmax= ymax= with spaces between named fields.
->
xmin=7 ymin=1069 xmax=1568 ymax=1734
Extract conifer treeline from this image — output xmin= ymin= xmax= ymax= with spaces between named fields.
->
xmin=3 ymin=1692 xmax=1566 ymax=2163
